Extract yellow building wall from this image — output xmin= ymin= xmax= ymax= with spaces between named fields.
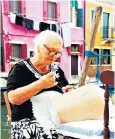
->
xmin=85 ymin=2 xmax=115 ymax=49
xmin=112 ymin=44 xmax=115 ymax=71
xmin=85 ymin=1 xmax=115 ymax=75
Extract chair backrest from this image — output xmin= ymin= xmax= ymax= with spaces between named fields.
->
xmin=4 ymin=91 xmax=11 ymax=123
xmin=100 ymin=70 xmax=114 ymax=86
xmin=100 ymin=70 xmax=115 ymax=139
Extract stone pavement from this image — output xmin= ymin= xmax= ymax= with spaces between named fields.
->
xmin=69 ymin=75 xmax=79 ymax=85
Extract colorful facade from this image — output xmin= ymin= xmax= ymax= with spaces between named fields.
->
xmin=68 ymin=0 xmax=84 ymax=78
xmin=85 ymin=0 xmax=115 ymax=77
xmin=1 ymin=0 xmax=85 ymax=80
xmin=1 ymin=0 xmax=40 ymax=72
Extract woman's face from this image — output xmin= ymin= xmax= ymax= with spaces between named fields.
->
xmin=38 ymin=44 xmax=62 ymax=64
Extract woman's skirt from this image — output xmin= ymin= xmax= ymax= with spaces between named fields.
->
xmin=11 ymin=117 xmax=64 ymax=139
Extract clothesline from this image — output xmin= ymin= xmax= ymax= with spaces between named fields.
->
xmin=9 ymin=12 xmax=58 ymax=31
xmin=9 ymin=12 xmax=72 ymax=47
xmin=9 ymin=12 xmax=70 ymax=25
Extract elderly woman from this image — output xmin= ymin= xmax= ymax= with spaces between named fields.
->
xmin=7 ymin=30 xmax=72 ymax=139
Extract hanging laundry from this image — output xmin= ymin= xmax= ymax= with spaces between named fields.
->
xmin=50 ymin=24 xmax=57 ymax=32
xmin=15 ymin=15 xmax=24 ymax=26
xmin=56 ymin=24 xmax=61 ymax=34
xmin=23 ymin=18 xmax=34 ymax=30
xmin=33 ymin=20 xmax=40 ymax=31
xmin=52 ymin=24 xmax=57 ymax=32
xmin=61 ymin=23 xmax=71 ymax=47
xmin=39 ymin=22 xmax=50 ymax=32
xmin=10 ymin=12 xmax=16 ymax=23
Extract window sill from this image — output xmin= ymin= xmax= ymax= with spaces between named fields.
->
xmin=4 ymin=12 xmax=10 ymax=15
xmin=90 ymin=65 xmax=97 ymax=66
xmin=70 ymin=52 xmax=80 ymax=56
xmin=71 ymin=26 xmax=83 ymax=29
xmin=90 ymin=64 xmax=111 ymax=66
xmin=101 ymin=64 xmax=111 ymax=66
xmin=45 ymin=19 xmax=58 ymax=24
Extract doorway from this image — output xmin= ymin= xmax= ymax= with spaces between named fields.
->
xmin=71 ymin=55 xmax=78 ymax=75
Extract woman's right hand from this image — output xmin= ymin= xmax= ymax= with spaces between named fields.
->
xmin=39 ymin=72 xmax=57 ymax=89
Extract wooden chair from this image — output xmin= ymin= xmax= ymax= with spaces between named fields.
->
xmin=100 ymin=70 xmax=115 ymax=139
xmin=4 ymin=91 xmax=12 ymax=124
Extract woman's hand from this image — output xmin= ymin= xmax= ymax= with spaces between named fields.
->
xmin=62 ymin=85 xmax=73 ymax=93
xmin=40 ymin=72 xmax=57 ymax=89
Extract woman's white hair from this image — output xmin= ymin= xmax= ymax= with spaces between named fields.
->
xmin=33 ymin=30 xmax=63 ymax=55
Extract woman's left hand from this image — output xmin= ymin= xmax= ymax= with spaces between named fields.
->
xmin=62 ymin=85 xmax=73 ymax=93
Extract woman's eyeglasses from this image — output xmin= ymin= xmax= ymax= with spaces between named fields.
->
xmin=44 ymin=44 xmax=62 ymax=58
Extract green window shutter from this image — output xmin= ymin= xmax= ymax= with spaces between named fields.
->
xmin=74 ymin=1 xmax=78 ymax=8
xmin=71 ymin=0 xmax=78 ymax=8
xmin=77 ymin=8 xmax=83 ymax=27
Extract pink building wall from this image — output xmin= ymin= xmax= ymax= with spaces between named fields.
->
xmin=60 ymin=27 xmax=84 ymax=79
xmin=59 ymin=47 xmax=71 ymax=79
xmin=2 ymin=0 xmax=84 ymax=80
xmin=71 ymin=27 xmax=84 ymax=68
xmin=2 ymin=10 xmax=39 ymax=71
xmin=25 ymin=1 xmax=43 ymax=21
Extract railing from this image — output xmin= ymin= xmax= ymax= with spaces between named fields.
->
xmin=101 ymin=26 xmax=114 ymax=40
xmin=96 ymin=0 xmax=115 ymax=6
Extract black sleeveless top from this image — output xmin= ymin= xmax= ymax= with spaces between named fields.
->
xmin=7 ymin=59 xmax=69 ymax=122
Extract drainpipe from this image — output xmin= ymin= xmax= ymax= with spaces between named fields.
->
xmin=83 ymin=0 xmax=86 ymax=59
xmin=0 ymin=1 xmax=4 ymax=71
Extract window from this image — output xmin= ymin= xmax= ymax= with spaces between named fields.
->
xmin=11 ymin=44 xmax=21 ymax=59
xmin=102 ymin=12 xmax=110 ymax=38
xmin=10 ymin=0 xmax=20 ymax=13
xmin=30 ymin=51 xmax=34 ymax=57
xmin=71 ymin=44 xmax=79 ymax=52
xmin=101 ymin=49 xmax=111 ymax=64
xmin=70 ymin=0 xmax=78 ymax=26
xmin=75 ymin=8 xmax=77 ymax=27
xmin=48 ymin=2 xmax=56 ymax=20
xmin=70 ymin=6 xmax=72 ymax=22
xmin=90 ymin=49 xmax=99 ymax=65
xmin=91 ymin=9 xmax=94 ymax=22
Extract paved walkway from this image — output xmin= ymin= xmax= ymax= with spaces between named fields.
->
xmin=69 ymin=75 xmax=79 ymax=85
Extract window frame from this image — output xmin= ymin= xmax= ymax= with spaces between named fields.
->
xmin=30 ymin=51 xmax=34 ymax=57
xmin=101 ymin=49 xmax=111 ymax=65
xmin=71 ymin=44 xmax=79 ymax=52
xmin=102 ymin=12 xmax=110 ymax=38
xmin=11 ymin=43 xmax=22 ymax=59
xmin=9 ymin=0 xmax=21 ymax=14
xmin=70 ymin=6 xmax=72 ymax=23
xmin=75 ymin=8 xmax=77 ymax=27
xmin=90 ymin=48 xmax=100 ymax=65
xmin=90 ymin=8 xmax=95 ymax=28
xmin=48 ymin=1 xmax=57 ymax=21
